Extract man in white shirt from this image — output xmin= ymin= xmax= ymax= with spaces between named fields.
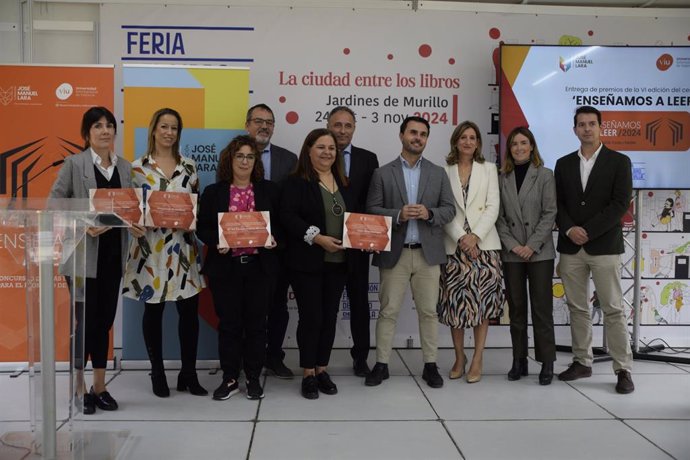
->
xmin=554 ymin=105 xmax=634 ymax=394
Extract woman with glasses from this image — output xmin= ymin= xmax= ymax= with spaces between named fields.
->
xmin=280 ymin=128 xmax=354 ymax=399
xmin=198 ymin=135 xmax=281 ymax=401
xmin=122 ymin=108 xmax=207 ymax=398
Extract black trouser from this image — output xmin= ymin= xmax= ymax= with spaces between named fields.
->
xmin=142 ymin=294 xmax=200 ymax=375
xmin=208 ymin=259 xmax=270 ymax=381
xmin=291 ymin=263 xmax=347 ymax=369
xmin=73 ymin=254 xmax=121 ymax=370
xmin=266 ymin=260 xmax=290 ymax=363
xmin=504 ymin=259 xmax=556 ymax=363
xmin=345 ymin=251 xmax=371 ymax=361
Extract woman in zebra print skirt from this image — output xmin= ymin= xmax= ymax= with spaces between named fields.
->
xmin=438 ymin=121 xmax=505 ymax=384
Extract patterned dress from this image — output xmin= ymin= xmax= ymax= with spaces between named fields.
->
xmin=438 ymin=179 xmax=504 ymax=328
xmin=122 ymin=154 xmax=205 ymax=303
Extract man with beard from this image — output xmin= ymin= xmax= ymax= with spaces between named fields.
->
xmin=364 ymin=116 xmax=455 ymax=388
xmin=326 ymin=106 xmax=379 ymax=377
xmin=245 ymin=104 xmax=298 ymax=379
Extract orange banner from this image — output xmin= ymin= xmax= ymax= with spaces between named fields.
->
xmin=601 ymin=111 xmax=690 ymax=152
xmin=0 ymin=65 xmax=114 ymax=362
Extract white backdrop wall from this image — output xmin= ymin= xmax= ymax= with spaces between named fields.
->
xmin=5 ymin=1 xmax=689 ymax=352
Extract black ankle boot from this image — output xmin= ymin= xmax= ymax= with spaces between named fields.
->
xmin=539 ymin=361 xmax=554 ymax=386
xmin=177 ymin=372 xmax=208 ymax=396
xmin=151 ymin=371 xmax=170 ymax=397
xmin=507 ymin=358 xmax=528 ymax=381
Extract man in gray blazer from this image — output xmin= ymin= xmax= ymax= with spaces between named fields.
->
xmin=365 ymin=116 xmax=455 ymax=388
xmin=245 ymin=103 xmax=298 ymax=379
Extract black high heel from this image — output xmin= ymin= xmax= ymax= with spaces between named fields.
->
xmin=507 ymin=358 xmax=529 ymax=381
xmin=539 ymin=361 xmax=554 ymax=386
xmin=177 ymin=372 xmax=208 ymax=396
xmin=151 ymin=372 xmax=170 ymax=398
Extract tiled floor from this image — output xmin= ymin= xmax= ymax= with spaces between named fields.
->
xmin=1 ymin=348 xmax=688 ymax=459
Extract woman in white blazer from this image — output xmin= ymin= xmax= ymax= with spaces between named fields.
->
xmin=438 ymin=121 xmax=504 ymax=383
xmin=496 ymin=127 xmax=556 ymax=385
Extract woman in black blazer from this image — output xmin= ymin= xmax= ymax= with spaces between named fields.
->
xmin=197 ymin=135 xmax=281 ymax=401
xmin=281 ymin=128 xmax=353 ymax=399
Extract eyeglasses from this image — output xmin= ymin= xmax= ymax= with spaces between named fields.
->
xmin=249 ymin=118 xmax=275 ymax=127
xmin=234 ymin=154 xmax=256 ymax=162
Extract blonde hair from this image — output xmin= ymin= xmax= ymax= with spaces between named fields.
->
xmin=446 ymin=120 xmax=484 ymax=165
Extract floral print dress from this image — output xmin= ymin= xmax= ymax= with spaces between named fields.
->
xmin=122 ymin=155 xmax=205 ymax=303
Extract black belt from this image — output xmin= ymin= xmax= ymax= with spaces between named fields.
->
xmin=403 ymin=243 xmax=422 ymax=249
xmin=231 ymin=254 xmax=258 ymax=264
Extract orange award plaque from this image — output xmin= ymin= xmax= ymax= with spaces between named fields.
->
xmin=342 ymin=212 xmax=391 ymax=252
xmin=145 ymin=191 xmax=197 ymax=230
xmin=89 ymin=188 xmax=144 ymax=225
xmin=218 ymin=211 xmax=271 ymax=249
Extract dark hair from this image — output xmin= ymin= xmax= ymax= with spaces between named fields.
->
xmin=217 ymin=135 xmax=265 ymax=183
xmin=574 ymin=105 xmax=601 ymax=127
xmin=400 ymin=116 xmax=430 ymax=134
xmin=146 ymin=108 xmax=183 ymax=163
xmin=81 ymin=106 xmax=116 ymax=149
xmin=293 ymin=128 xmax=347 ymax=185
xmin=502 ymin=126 xmax=544 ymax=173
xmin=246 ymin=104 xmax=275 ymax=122
xmin=446 ymin=120 xmax=484 ymax=165
xmin=328 ymin=106 xmax=356 ymax=122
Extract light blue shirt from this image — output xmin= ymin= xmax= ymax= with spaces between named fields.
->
xmin=261 ymin=144 xmax=272 ymax=181
xmin=400 ymin=155 xmax=422 ymax=244
xmin=342 ymin=143 xmax=352 ymax=176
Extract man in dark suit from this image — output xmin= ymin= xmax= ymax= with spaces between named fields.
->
xmin=554 ymin=105 xmax=634 ymax=394
xmin=245 ymin=103 xmax=298 ymax=379
xmin=364 ymin=116 xmax=455 ymax=388
xmin=327 ymin=106 xmax=379 ymax=377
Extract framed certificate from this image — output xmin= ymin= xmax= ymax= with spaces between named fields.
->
xmin=145 ymin=191 xmax=197 ymax=230
xmin=342 ymin=212 xmax=392 ymax=252
xmin=218 ymin=211 xmax=271 ymax=249
xmin=89 ymin=188 xmax=144 ymax=226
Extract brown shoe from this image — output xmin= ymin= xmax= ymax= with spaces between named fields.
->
xmin=615 ymin=370 xmax=635 ymax=394
xmin=558 ymin=362 xmax=592 ymax=381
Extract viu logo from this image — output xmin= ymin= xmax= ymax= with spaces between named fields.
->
xmin=55 ymin=83 xmax=73 ymax=101
xmin=656 ymin=54 xmax=673 ymax=71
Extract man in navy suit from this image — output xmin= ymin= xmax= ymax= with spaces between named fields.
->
xmin=327 ymin=106 xmax=379 ymax=377
xmin=246 ymin=104 xmax=298 ymax=379
xmin=555 ymin=105 xmax=634 ymax=394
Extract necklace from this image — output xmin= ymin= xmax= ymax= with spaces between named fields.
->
xmin=319 ymin=176 xmax=344 ymax=217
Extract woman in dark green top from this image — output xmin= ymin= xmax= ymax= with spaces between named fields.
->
xmin=281 ymin=128 xmax=354 ymax=399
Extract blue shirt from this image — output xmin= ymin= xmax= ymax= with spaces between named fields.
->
xmin=261 ymin=144 xmax=272 ymax=181
xmin=400 ymin=155 xmax=422 ymax=244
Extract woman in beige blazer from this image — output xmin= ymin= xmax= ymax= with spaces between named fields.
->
xmin=496 ymin=127 xmax=556 ymax=385
xmin=439 ymin=121 xmax=504 ymax=383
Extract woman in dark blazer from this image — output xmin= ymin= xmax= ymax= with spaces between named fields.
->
xmin=198 ymin=135 xmax=280 ymax=401
xmin=280 ymin=128 xmax=353 ymax=399
xmin=50 ymin=106 xmax=144 ymax=414
xmin=495 ymin=126 xmax=557 ymax=385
